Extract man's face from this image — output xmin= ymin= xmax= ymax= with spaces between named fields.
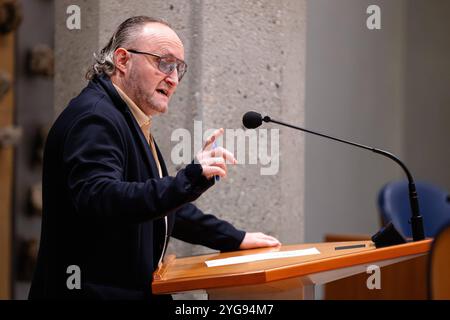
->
xmin=122 ymin=23 xmax=185 ymax=115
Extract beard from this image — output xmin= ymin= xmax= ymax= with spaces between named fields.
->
xmin=127 ymin=68 xmax=168 ymax=115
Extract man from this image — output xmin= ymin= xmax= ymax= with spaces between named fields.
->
xmin=29 ymin=16 xmax=280 ymax=300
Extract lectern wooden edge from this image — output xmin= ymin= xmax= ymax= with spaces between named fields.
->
xmin=152 ymin=240 xmax=432 ymax=300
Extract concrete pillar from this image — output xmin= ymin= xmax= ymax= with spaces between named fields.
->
xmin=55 ymin=0 xmax=306 ymax=258
xmin=55 ymin=0 xmax=99 ymax=115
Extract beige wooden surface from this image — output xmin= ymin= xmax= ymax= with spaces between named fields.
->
xmin=152 ymin=240 xmax=432 ymax=295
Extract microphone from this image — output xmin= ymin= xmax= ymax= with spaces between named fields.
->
xmin=242 ymin=111 xmax=425 ymax=242
xmin=242 ymin=111 xmax=263 ymax=129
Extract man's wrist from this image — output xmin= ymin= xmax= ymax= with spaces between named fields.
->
xmin=185 ymin=162 xmax=215 ymax=188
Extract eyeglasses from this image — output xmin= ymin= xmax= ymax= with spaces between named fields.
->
xmin=127 ymin=49 xmax=187 ymax=81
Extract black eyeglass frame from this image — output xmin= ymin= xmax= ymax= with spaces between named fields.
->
xmin=126 ymin=49 xmax=187 ymax=81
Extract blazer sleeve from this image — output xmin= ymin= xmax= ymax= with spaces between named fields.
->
xmin=171 ymin=203 xmax=246 ymax=252
xmin=63 ymin=111 xmax=214 ymax=224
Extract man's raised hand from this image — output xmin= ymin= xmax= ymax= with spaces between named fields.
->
xmin=195 ymin=128 xmax=237 ymax=180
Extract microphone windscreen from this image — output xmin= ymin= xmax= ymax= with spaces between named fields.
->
xmin=242 ymin=111 xmax=263 ymax=129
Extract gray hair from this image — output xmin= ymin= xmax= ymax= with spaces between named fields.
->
xmin=85 ymin=16 xmax=171 ymax=80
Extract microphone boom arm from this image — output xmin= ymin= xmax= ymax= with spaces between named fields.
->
xmin=263 ymin=116 xmax=425 ymax=241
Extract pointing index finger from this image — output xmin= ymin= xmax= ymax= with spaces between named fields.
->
xmin=203 ymin=128 xmax=224 ymax=151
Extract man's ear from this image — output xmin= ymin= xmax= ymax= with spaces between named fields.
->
xmin=114 ymin=48 xmax=130 ymax=73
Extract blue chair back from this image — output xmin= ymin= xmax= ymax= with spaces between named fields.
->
xmin=378 ymin=180 xmax=450 ymax=238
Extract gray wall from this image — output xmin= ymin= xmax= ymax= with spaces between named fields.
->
xmin=55 ymin=0 xmax=99 ymax=114
xmin=304 ymin=0 xmax=450 ymax=244
xmin=304 ymin=0 xmax=406 ymax=242
xmin=403 ymin=0 xmax=450 ymax=191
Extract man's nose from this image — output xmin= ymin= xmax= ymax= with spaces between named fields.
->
xmin=165 ymin=69 xmax=179 ymax=86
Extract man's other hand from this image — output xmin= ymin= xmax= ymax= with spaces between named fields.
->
xmin=239 ymin=232 xmax=281 ymax=250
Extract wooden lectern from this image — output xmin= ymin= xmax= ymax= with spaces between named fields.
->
xmin=152 ymin=240 xmax=432 ymax=300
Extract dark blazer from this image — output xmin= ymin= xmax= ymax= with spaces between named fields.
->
xmin=29 ymin=75 xmax=245 ymax=300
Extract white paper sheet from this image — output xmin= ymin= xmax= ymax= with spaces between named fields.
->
xmin=205 ymin=248 xmax=321 ymax=267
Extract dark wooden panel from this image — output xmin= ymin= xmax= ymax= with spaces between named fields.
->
xmin=0 ymin=31 xmax=15 ymax=300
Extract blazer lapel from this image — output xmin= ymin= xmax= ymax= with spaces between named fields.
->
xmin=95 ymin=75 xmax=160 ymax=179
